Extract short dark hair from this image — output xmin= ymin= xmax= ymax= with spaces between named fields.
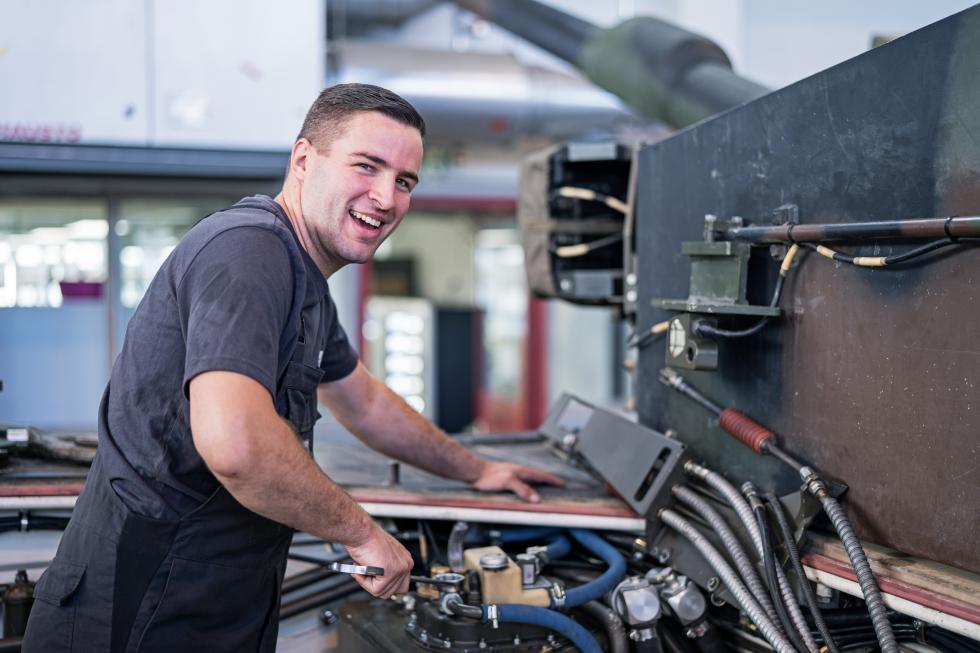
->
xmin=297 ymin=83 xmax=426 ymax=148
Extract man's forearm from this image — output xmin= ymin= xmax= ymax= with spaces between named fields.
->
xmin=355 ymin=392 xmax=484 ymax=483
xmin=208 ymin=415 xmax=376 ymax=548
xmin=349 ymin=385 xmax=485 ymax=483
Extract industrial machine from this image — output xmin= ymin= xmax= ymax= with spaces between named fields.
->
xmin=1 ymin=3 xmax=978 ymax=652
xmin=332 ymin=2 xmax=980 ymax=652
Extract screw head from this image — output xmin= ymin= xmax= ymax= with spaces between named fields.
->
xmin=657 ymin=548 xmax=671 ymax=564
xmin=319 ymin=609 xmax=338 ymax=626
xmin=706 ymin=576 xmax=720 ymax=592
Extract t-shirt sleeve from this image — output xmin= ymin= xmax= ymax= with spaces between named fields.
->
xmin=319 ymin=295 xmax=359 ymax=382
xmin=178 ymin=226 xmax=295 ymax=399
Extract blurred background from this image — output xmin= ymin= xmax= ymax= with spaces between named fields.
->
xmin=0 ymin=0 xmax=974 ymax=436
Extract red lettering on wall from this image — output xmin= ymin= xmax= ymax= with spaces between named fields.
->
xmin=0 ymin=123 xmax=83 ymax=143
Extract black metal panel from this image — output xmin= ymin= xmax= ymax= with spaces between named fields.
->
xmin=636 ymin=7 xmax=980 ymax=572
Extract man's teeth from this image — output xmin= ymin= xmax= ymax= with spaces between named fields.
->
xmin=350 ymin=210 xmax=381 ymax=228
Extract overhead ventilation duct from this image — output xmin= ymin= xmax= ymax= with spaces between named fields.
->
xmin=329 ymin=41 xmax=647 ymax=144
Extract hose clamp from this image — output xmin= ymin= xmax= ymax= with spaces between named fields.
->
xmin=486 ymin=604 xmax=499 ymax=629
xmin=550 ymin=582 xmax=566 ymax=609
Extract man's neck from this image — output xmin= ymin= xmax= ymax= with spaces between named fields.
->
xmin=274 ymin=186 xmax=342 ymax=279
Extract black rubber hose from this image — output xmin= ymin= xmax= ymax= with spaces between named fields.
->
xmin=580 ymin=600 xmax=630 ymax=653
xmin=925 ymin=628 xmax=980 ymax=653
xmin=279 ymin=580 xmax=361 ymax=620
xmin=764 ymin=492 xmax=839 ymax=653
xmin=753 ymin=504 xmax=809 ymax=653
xmin=282 ymin=567 xmax=351 ymax=596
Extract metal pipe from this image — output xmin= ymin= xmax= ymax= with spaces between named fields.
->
xmin=453 ymin=0 xmax=768 ymax=127
xmin=725 ymin=215 xmax=980 ymax=244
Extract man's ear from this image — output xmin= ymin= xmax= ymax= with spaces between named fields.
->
xmin=290 ymin=138 xmax=313 ymax=181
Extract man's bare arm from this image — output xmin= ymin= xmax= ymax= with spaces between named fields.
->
xmin=189 ymin=370 xmax=412 ymax=597
xmin=317 ymin=363 xmax=563 ymax=501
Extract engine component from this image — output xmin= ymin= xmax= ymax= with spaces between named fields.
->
xmin=539 ymin=394 xmax=686 ymax=518
xmin=610 ymin=576 xmax=662 ymax=645
xmin=463 ymin=546 xmax=551 ymax=607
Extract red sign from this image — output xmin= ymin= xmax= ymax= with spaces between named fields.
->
xmin=0 ymin=123 xmax=82 ymax=143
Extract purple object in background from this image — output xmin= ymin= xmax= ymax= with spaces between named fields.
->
xmin=59 ymin=281 xmax=104 ymax=299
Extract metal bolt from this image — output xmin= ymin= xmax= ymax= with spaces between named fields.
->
xmin=478 ymin=638 xmax=487 ymax=649
xmin=513 ymin=635 xmax=521 ymax=646
xmin=443 ymin=640 xmax=452 ymax=649
xmin=657 ymin=548 xmax=671 ymax=564
xmin=319 ymin=609 xmax=338 ymax=626
xmin=664 ymin=429 xmax=678 ymax=439
xmin=706 ymin=577 xmax=720 ymax=592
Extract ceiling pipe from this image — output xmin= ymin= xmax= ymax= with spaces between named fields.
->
xmin=329 ymin=41 xmax=648 ymax=144
xmin=452 ymin=0 xmax=771 ymax=128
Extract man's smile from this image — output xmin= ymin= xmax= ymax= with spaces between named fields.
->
xmin=349 ymin=208 xmax=382 ymax=230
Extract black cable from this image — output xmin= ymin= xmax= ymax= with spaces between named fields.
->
xmin=764 ymin=493 xmax=840 ymax=653
xmin=695 ymin=276 xmax=784 ymax=339
xmin=926 ymin=628 xmax=980 ymax=653
xmin=422 ymin=520 xmax=444 ymax=565
xmin=551 ymin=232 xmax=624 ymax=257
xmin=800 ymin=237 xmax=980 ymax=267
xmin=753 ymin=503 xmax=808 ymax=653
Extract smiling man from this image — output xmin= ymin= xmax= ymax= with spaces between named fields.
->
xmin=23 ymin=84 xmax=562 ymax=653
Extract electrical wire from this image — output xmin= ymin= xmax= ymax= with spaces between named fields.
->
xmin=751 ymin=499 xmax=813 ymax=653
xmin=671 ymin=485 xmax=780 ymax=627
xmin=553 ymin=232 xmax=624 ymax=258
xmin=627 ymin=319 xmax=671 ymax=349
xmin=800 ymin=237 xmax=980 ymax=267
xmin=694 ymin=244 xmax=798 ymax=339
xmin=764 ymin=492 xmax=840 ymax=653
xmin=659 ymin=509 xmax=796 ymax=653
xmin=557 ymin=186 xmax=629 ymax=215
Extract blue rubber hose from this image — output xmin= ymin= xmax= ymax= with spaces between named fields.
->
xmin=562 ymin=529 xmax=627 ymax=608
xmin=494 ymin=526 xmax=561 ymax=543
xmin=482 ymin=603 xmax=602 ymax=653
xmin=545 ymin=533 xmax=572 ymax=560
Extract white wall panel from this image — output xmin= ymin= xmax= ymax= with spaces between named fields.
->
xmin=0 ymin=0 xmax=148 ymax=145
xmin=150 ymin=0 xmax=324 ymax=149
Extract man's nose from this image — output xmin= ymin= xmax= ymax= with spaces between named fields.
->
xmin=368 ymin=176 xmax=396 ymax=211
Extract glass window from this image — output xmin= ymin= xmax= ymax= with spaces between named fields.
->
xmin=0 ymin=199 xmax=108 ymax=308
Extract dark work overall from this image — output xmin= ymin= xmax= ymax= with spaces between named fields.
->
xmin=23 ymin=216 xmax=328 ymax=652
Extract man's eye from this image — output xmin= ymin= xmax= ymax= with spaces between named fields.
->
xmin=397 ymin=178 xmax=412 ymax=190
xmin=357 ymin=163 xmax=375 ymax=171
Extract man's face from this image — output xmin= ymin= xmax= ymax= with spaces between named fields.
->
xmin=297 ymin=111 xmax=423 ymax=269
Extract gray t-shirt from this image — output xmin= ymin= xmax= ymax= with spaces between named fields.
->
xmin=97 ymin=195 xmax=358 ymax=519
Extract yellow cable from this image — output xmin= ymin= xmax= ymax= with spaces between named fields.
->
xmin=853 ymin=256 xmax=887 ymax=267
xmin=557 ymin=186 xmax=629 ymax=215
xmin=780 ymin=243 xmax=800 ymax=275
xmin=815 ymin=245 xmax=837 ymax=260
xmin=554 ymin=243 xmax=591 ymax=258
